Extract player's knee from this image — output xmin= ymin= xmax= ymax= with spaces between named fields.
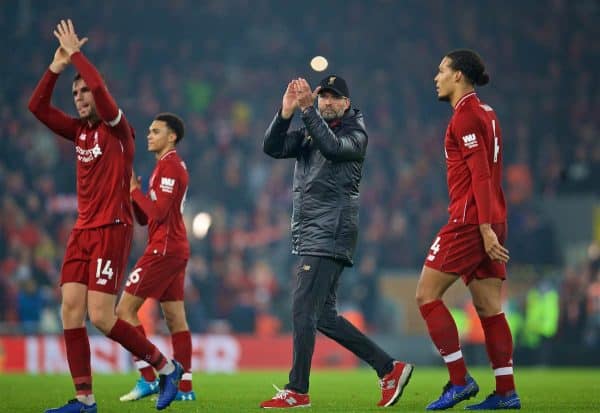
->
xmin=115 ymin=302 xmax=135 ymax=322
xmin=88 ymin=308 xmax=115 ymax=334
xmin=61 ymin=297 xmax=86 ymax=326
xmin=114 ymin=303 xmax=126 ymax=319
xmin=61 ymin=300 xmax=79 ymax=317
xmin=164 ymin=314 xmax=185 ymax=332
xmin=167 ymin=319 xmax=188 ymax=333
xmin=472 ymin=299 xmax=501 ymax=318
xmin=415 ymin=289 xmax=435 ymax=307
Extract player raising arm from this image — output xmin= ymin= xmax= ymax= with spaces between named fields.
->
xmin=28 ymin=19 xmax=182 ymax=413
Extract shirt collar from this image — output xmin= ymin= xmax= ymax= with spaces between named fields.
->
xmin=454 ymin=91 xmax=477 ymax=110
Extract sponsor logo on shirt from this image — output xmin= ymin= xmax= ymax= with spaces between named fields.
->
xmin=160 ymin=177 xmax=175 ymax=193
xmin=76 ymin=144 xmax=103 ymax=163
xmin=461 ymin=133 xmax=478 ymax=149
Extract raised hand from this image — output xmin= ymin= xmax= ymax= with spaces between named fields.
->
xmin=281 ymin=81 xmax=299 ymax=119
xmin=53 ymin=19 xmax=88 ymax=56
xmin=49 ymin=46 xmax=71 ymax=74
xmin=294 ymin=78 xmax=321 ymax=111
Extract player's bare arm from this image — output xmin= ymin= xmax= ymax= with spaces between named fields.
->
xmin=479 ymin=223 xmax=509 ymax=263
xmin=53 ymin=19 xmax=88 ymax=57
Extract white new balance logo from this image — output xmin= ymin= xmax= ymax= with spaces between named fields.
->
xmin=286 ymin=397 xmax=297 ymax=405
xmin=461 ymin=133 xmax=478 ymax=149
xmin=385 ymin=379 xmax=396 ymax=390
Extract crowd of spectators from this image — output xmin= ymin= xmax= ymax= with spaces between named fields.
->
xmin=0 ymin=1 xmax=598 ymax=347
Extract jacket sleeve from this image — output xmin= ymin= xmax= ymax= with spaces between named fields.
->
xmin=301 ymin=107 xmax=367 ymax=161
xmin=28 ymin=70 xmax=79 ymax=141
xmin=263 ymin=109 xmax=304 ymax=158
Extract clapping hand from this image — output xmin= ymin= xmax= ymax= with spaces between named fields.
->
xmin=53 ymin=19 xmax=88 ymax=57
xmin=293 ymin=78 xmax=321 ymax=112
xmin=281 ymin=81 xmax=300 ymax=119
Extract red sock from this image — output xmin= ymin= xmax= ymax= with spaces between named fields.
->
xmin=64 ymin=327 xmax=92 ymax=396
xmin=420 ymin=300 xmax=467 ymax=385
xmin=133 ymin=325 xmax=157 ymax=382
xmin=108 ymin=318 xmax=167 ymax=371
xmin=172 ymin=330 xmax=192 ymax=392
xmin=480 ymin=313 xmax=515 ymax=395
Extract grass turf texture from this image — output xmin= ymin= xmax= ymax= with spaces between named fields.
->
xmin=1 ymin=367 xmax=598 ymax=412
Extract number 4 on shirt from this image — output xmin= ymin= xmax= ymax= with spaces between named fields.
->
xmin=427 ymin=237 xmax=441 ymax=262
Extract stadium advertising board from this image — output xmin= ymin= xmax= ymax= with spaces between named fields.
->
xmin=0 ymin=335 xmax=357 ymax=373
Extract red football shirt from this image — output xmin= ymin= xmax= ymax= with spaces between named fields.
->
xmin=444 ymin=92 xmax=507 ymax=225
xmin=131 ymin=150 xmax=190 ymax=259
xmin=28 ymin=52 xmax=134 ymax=229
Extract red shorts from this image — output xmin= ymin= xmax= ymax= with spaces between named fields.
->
xmin=124 ymin=254 xmax=187 ymax=302
xmin=424 ymin=222 xmax=507 ymax=284
xmin=60 ymin=224 xmax=133 ymax=294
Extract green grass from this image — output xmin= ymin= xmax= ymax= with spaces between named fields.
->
xmin=1 ymin=368 xmax=598 ymax=412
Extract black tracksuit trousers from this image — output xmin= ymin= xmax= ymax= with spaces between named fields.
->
xmin=285 ymin=255 xmax=394 ymax=394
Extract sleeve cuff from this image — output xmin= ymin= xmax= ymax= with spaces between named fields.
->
xmin=301 ymin=106 xmax=315 ymax=116
xmin=106 ymin=109 xmax=123 ymax=127
xmin=277 ymin=108 xmax=294 ymax=121
xmin=46 ymin=68 xmax=61 ymax=77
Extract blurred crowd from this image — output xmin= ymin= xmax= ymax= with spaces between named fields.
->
xmin=0 ymin=0 xmax=599 ymax=356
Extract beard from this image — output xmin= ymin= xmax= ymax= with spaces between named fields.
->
xmin=81 ymin=111 xmax=100 ymax=123
xmin=320 ymin=108 xmax=345 ymax=120
xmin=78 ymin=105 xmax=99 ymax=123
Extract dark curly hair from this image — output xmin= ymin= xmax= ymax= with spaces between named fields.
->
xmin=446 ymin=49 xmax=490 ymax=86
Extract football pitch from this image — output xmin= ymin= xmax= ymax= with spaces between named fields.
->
xmin=1 ymin=367 xmax=598 ymax=412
